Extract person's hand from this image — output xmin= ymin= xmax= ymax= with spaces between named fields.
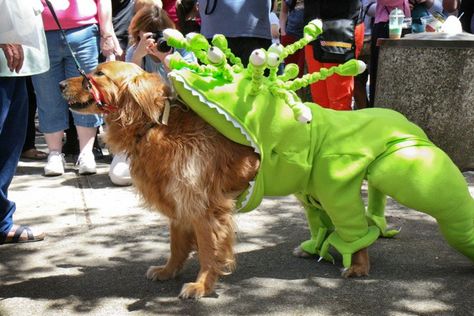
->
xmin=100 ymin=34 xmax=123 ymax=59
xmin=135 ymin=32 xmax=156 ymax=59
xmin=0 ymin=43 xmax=24 ymax=73
xmin=146 ymin=40 xmax=172 ymax=64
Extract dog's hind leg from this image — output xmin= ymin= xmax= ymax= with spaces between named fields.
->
xmin=367 ymin=145 xmax=474 ymax=262
xmin=147 ymin=220 xmax=194 ymax=281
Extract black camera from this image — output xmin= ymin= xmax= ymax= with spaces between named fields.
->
xmin=150 ymin=33 xmax=172 ymax=53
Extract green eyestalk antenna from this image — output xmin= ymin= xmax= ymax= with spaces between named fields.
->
xmin=266 ymin=52 xmax=280 ymax=81
xmin=212 ymin=34 xmax=244 ymax=73
xmin=280 ymin=19 xmax=323 ymax=60
xmin=278 ymin=63 xmax=299 ymax=82
xmin=162 ymin=28 xmax=187 ymax=49
xmin=267 ymin=43 xmax=284 ymax=81
xmin=207 ymin=46 xmax=234 ymax=81
xmin=248 ymin=49 xmax=267 ymax=95
xmin=163 ymin=19 xmax=366 ymax=124
xmin=164 ymin=52 xmax=216 ymax=77
xmin=285 ymin=59 xmax=366 ymax=92
xmin=185 ymin=32 xmax=210 ymax=64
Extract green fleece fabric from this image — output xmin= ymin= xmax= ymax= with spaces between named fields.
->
xmin=164 ymin=21 xmax=474 ymax=268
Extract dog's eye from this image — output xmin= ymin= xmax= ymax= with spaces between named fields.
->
xmin=95 ymin=70 xmax=105 ymax=76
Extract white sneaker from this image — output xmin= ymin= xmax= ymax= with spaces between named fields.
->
xmin=77 ymin=151 xmax=96 ymax=175
xmin=109 ymin=152 xmax=132 ymax=186
xmin=44 ymin=151 xmax=65 ymax=176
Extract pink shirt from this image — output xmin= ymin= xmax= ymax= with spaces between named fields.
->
xmin=41 ymin=0 xmax=98 ymax=31
xmin=375 ymin=0 xmax=411 ymax=23
xmin=162 ymin=0 xmax=178 ymax=24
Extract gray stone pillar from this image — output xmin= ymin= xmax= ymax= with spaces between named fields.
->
xmin=375 ymin=33 xmax=474 ymax=170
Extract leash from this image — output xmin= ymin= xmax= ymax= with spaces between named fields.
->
xmin=44 ymin=0 xmax=114 ymax=112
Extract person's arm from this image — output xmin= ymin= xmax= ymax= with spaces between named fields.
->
xmin=365 ymin=0 xmax=377 ymax=17
xmin=129 ymin=32 xmax=155 ymax=68
xmin=418 ymin=0 xmax=435 ymax=9
xmin=96 ymin=0 xmax=123 ymax=59
xmin=279 ymin=1 xmax=289 ymax=37
xmin=442 ymin=0 xmax=460 ymax=13
xmin=408 ymin=0 xmax=434 ymax=10
xmin=0 ymin=44 xmax=24 ymax=73
xmin=270 ymin=12 xmax=280 ymax=41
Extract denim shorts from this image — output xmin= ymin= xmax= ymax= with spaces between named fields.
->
xmin=32 ymin=24 xmax=103 ymax=133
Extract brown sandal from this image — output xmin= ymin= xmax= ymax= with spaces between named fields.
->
xmin=1 ymin=225 xmax=45 ymax=244
xmin=21 ymin=148 xmax=48 ymax=160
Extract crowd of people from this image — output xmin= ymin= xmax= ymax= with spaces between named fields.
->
xmin=1 ymin=0 xmax=473 ymax=244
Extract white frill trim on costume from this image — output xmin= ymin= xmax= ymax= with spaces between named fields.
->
xmin=169 ymin=71 xmax=260 ymax=212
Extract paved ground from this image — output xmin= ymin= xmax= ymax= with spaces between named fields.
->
xmin=1 ymin=140 xmax=473 ymax=316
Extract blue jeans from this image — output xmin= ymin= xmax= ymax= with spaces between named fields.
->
xmin=32 ymin=24 xmax=103 ymax=133
xmin=0 ymin=77 xmax=28 ymax=242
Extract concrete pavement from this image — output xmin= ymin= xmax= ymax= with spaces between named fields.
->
xmin=1 ymin=142 xmax=473 ymax=316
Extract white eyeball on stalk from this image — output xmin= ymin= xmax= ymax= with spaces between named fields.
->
xmin=249 ymin=49 xmax=267 ymax=67
xmin=185 ymin=32 xmax=209 ymax=51
xmin=266 ymin=52 xmax=280 ymax=68
xmin=162 ymin=28 xmax=186 ymax=49
xmin=293 ymin=103 xmax=312 ymax=123
xmin=207 ymin=46 xmax=225 ymax=64
xmin=162 ymin=28 xmax=185 ymax=41
xmin=268 ymin=43 xmax=284 ymax=56
xmin=356 ymin=60 xmax=367 ymax=74
xmin=164 ymin=52 xmax=183 ymax=69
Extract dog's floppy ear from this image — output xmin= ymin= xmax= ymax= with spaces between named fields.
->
xmin=118 ymin=71 xmax=170 ymax=125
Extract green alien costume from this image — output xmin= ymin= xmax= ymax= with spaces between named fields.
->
xmin=162 ymin=20 xmax=474 ymax=268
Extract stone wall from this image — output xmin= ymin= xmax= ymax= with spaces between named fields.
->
xmin=375 ymin=33 xmax=474 ymax=170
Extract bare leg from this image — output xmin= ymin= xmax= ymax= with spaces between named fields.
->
xmin=76 ymin=125 xmax=96 ymax=153
xmin=44 ymin=131 xmax=64 ymax=153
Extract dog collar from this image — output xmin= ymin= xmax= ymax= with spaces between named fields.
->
xmin=86 ymin=75 xmax=118 ymax=113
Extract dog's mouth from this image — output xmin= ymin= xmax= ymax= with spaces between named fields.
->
xmin=68 ymin=98 xmax=95 ymax=110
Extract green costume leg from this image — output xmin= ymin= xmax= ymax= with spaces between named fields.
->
xmin=316 ymin=180 xmax=380 ymax=268
xmin=309 ymin=158 xmax=382 ymax=268
xmin=295 ymin=193 xmax=334 ymax=256
xmin=366 ymin=184 xmax=400 ymax=237
xmin=367 ymin=145 xmax=474 ymax=261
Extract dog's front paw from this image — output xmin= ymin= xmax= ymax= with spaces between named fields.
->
xmin=179 ymin=282 xmax=209 ymax=299
xmin=341 ymin=265 xmax=369 ymax=278
xmin=146 ymin=265 xmax=176 ymax=281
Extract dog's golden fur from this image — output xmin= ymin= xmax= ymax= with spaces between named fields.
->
xmin=61 ymin=61 xmax=260 ymax=298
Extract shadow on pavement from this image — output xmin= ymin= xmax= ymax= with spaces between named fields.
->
xmin=1 ymin=199 xmax=473 ymax=315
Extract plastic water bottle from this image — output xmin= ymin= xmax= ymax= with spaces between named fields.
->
xmin=389 ymin=8 xmax=405 ymax=39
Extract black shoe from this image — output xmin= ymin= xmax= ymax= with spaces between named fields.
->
xmin=93 ymin=145 xmax=104 ymax=160
xmin=92 ymin=135 xmax=104 ymax=160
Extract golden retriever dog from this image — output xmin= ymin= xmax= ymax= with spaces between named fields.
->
xmin=60 ymin=61 xmax=260 ymax=298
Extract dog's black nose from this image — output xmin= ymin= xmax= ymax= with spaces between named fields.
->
xmin=59 ymin=81 xmax=67 ymax=92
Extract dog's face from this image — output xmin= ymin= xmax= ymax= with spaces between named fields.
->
xmin=60 ymin=61 xmax=171 ymax=125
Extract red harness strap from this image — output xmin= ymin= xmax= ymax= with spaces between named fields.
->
xmin=86 ymin=75 xmax=118 ymax=113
